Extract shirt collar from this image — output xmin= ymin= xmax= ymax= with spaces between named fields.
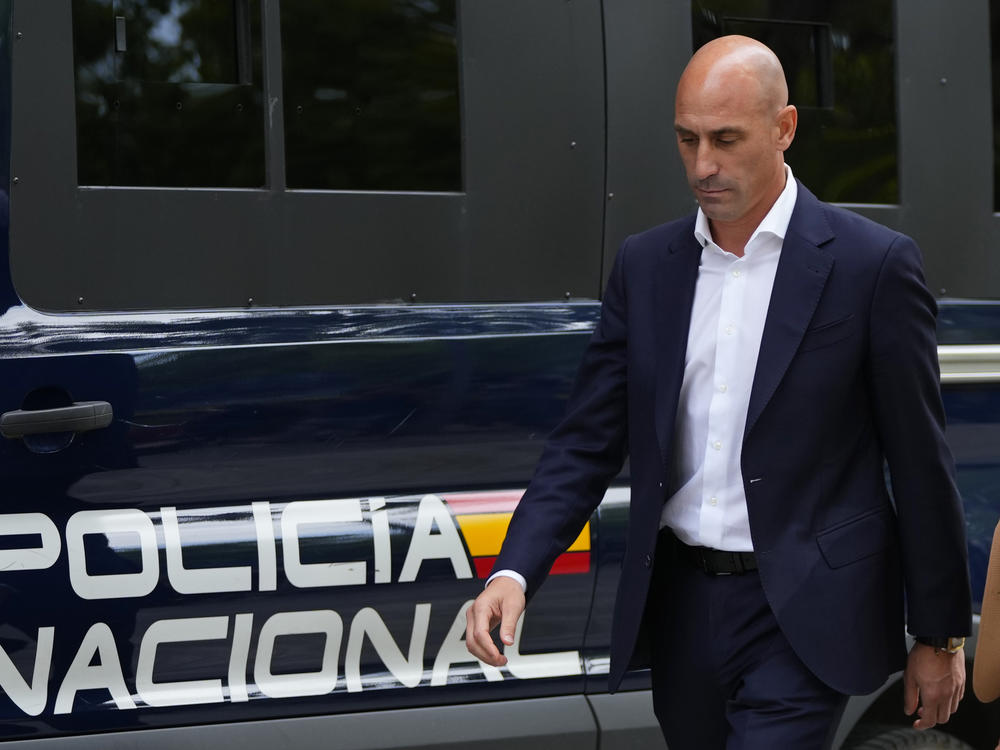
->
xmin=693 ymin=164 xmax=798 ymax=253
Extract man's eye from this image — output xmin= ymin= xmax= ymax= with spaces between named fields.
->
xmin=717 ymin=138 xmax=737 ymax=146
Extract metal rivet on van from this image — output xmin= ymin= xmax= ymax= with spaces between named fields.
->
xmin=11 ymin=177 xmax=18 ymax=185
xmin=564 ymin=291 xmax=571 ymax=300
xmin=940 ymin=77 xmax=948 ymax=85
xmin=608 ymin=192 xmax=614 ymax=200
xmin=15 ymin=32 xmax=22 ymax=40
xmin=410 ymin=293 xmax=417 ymax=302
xmin=247 ymin=297 xmax=254 ymax=306
xmin=570 ymin=141 xmax=577 ymax=149
xmin=77 ymin=297 xmax=84 ymax=305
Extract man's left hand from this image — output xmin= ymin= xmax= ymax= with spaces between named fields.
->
xmin=903 ymin=642 xmax=966 ymax=729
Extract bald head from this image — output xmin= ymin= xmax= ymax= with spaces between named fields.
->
xmin=678 ymin=35 xmax=788 ymax=117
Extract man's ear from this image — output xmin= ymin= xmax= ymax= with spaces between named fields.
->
xmin=776 ymin=105 xmax=797 ymax=151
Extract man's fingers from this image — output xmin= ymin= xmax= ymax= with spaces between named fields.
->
xmin=905 ymin=644 xmax=966 ymax=730
xmin=498 ymin=598 xmax=523 ymax=646
xmin=912 ymin=704 xmax=936 ymax=730
xmin=902 ymin=675 xmax=919 ymax=716
xmin=911 ymin=684 xmax=962 ymax=730
xmin=465 ymin=598 xmax=505 ymax=666
xmin=465 ymin=577 xmax=525 ymax=667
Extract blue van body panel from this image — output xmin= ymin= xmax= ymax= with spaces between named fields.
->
xmin=0 ymin=305 xmax=603 ymax=737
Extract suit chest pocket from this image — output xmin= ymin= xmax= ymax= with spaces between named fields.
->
xmin=798 ymin=314 xmax=856 ymax=353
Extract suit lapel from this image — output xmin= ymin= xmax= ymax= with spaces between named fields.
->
xmin=745 ymin=185 xmax=835 ymax=437
xmin=654 ymin=223 xmax=701 ymax=468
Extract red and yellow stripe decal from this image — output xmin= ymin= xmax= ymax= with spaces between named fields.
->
xmin=443 ymin=491 xmax=591 ymax=579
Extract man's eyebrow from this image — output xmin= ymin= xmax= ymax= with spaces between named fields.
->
xmin=673 ymin=125 xmax=746 ymax=138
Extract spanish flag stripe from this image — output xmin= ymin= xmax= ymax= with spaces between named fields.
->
xmin=567 ymin=524 xmax=591 ymax=552
xmin=473 ymin=557 xmax=497 ymax=579
xmin=443 ymin=492 xmax=523 ymax=514
xmin=550 ymin=551 xmax=590 ymax=575
xmin=456 ymin=513 xmax=591 ymax=557
xmin=473 ymin=552 xmax=591 ymax=579
xmin=455 ymin=513 xmax=511 ymax=557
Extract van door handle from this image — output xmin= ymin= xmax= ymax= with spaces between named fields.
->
xmin=0 ymin=401 xmax=113 ymax=438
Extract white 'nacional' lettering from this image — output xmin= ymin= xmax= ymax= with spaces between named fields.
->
xmin=136 ymin=616 xmax=229 ymax=707
xmin=0 ymin=626 xmax=53 ymax=716
xmin=345 ymin=604 xmax=430 ymax=692
xmin=254 ymin=610 xmax=343 ymax=698
xmin=54 ymin=623 xmax=135 ymax=714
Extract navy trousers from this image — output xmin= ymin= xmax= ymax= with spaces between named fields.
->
xmin=648 ymin=532 xmax=848 ymax=750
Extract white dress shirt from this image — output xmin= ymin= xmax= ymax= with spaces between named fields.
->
xmin=492 ymin=167 xmax=798 ymax=590
xmin=660 ymin=166 xmax=797 ymax=551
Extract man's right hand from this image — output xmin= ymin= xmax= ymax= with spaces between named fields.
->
xmin=465 ymin=576 xmax=526 ymax=667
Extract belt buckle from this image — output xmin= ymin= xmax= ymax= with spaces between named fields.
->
xmin=729 ymin=551 xmax=744 ymax=575
xmin=694 ymin=548 xmax=712 ymax=575
xmin=696 ymin=551 xmax=710 ymax=574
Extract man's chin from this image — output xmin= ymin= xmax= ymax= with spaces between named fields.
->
xmin=697 ymin=201 xmax=737 ymax=222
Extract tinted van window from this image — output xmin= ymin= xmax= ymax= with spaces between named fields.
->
xmin=281 ymin=0 xmax=461 ymax=191
xmin=693 ymin=0 xmax=898 ymax=204
xmin=73 ymin=0 xmax=265 ymax=187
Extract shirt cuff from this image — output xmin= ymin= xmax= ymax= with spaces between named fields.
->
xmin=486 ymin=569 xmax=527 ymax=593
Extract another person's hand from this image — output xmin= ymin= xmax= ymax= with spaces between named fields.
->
xmin=465 ymin=576 xmax=526 ymax=667
xmin=903 ymin=642 xmax=966 ymax=729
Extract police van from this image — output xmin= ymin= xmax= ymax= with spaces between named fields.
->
xmin=0 ymin=1 xmax=998 ymax=748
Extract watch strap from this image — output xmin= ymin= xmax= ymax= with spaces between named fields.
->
xmin=916 ymin=636 xmax=965 ymax=653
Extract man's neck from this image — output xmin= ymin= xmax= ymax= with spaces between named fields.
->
xmin=708 ymin=170 xmax=787 ymax=257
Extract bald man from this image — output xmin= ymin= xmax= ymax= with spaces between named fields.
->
xmin=467 ymin=36 xmax=971 ymax=749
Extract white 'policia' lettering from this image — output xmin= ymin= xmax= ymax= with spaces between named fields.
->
xmin=0 ymin=493 xmax=583 ymax=716
xmin=32 ymin=494 xmax=471 ymax=599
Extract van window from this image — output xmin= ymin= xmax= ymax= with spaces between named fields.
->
xmin=73 ymin=0 xmax=265 ymax=187
xmin=281 ymin=0 xmax=461 ymax=191
xmin=693 ymin=0 xmax=898 ymax=204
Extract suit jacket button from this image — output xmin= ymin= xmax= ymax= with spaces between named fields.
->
xmin=644 ymin=554 xmax=652 ymax=568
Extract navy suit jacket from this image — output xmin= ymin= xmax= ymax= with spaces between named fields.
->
xmin=494 ymin=183 xmax=971 ymax=695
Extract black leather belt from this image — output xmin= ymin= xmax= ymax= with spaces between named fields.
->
xmin=682 ymin=543 xmax=758 ymax=575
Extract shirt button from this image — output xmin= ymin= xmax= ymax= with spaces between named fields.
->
xmin=732 ymin=269 xmax=742 ymax=278
xmin=718 ymin=383 xmax=728 ymax=393
xmin=725 ymin=325 xmax=735 ymax=335
xmin=709 ymin=497 xmax=718 ymax=506
xmin=712 ymin=440 xmax=722 ymax=451
xmin=644 ymin=554 xmax=652 ymax=568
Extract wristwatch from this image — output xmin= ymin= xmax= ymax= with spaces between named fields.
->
xmin=915 ymin=636 xmax=966 ymax=654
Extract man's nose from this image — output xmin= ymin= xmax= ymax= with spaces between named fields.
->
xmin=694 ymin=143 xmax=719 ymax=181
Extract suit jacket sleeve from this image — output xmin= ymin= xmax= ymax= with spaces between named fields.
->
xmin=868 ymin=234 xmax=971 ymax=636
xmin=492 ymin=239 xmax=632 ymax=598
